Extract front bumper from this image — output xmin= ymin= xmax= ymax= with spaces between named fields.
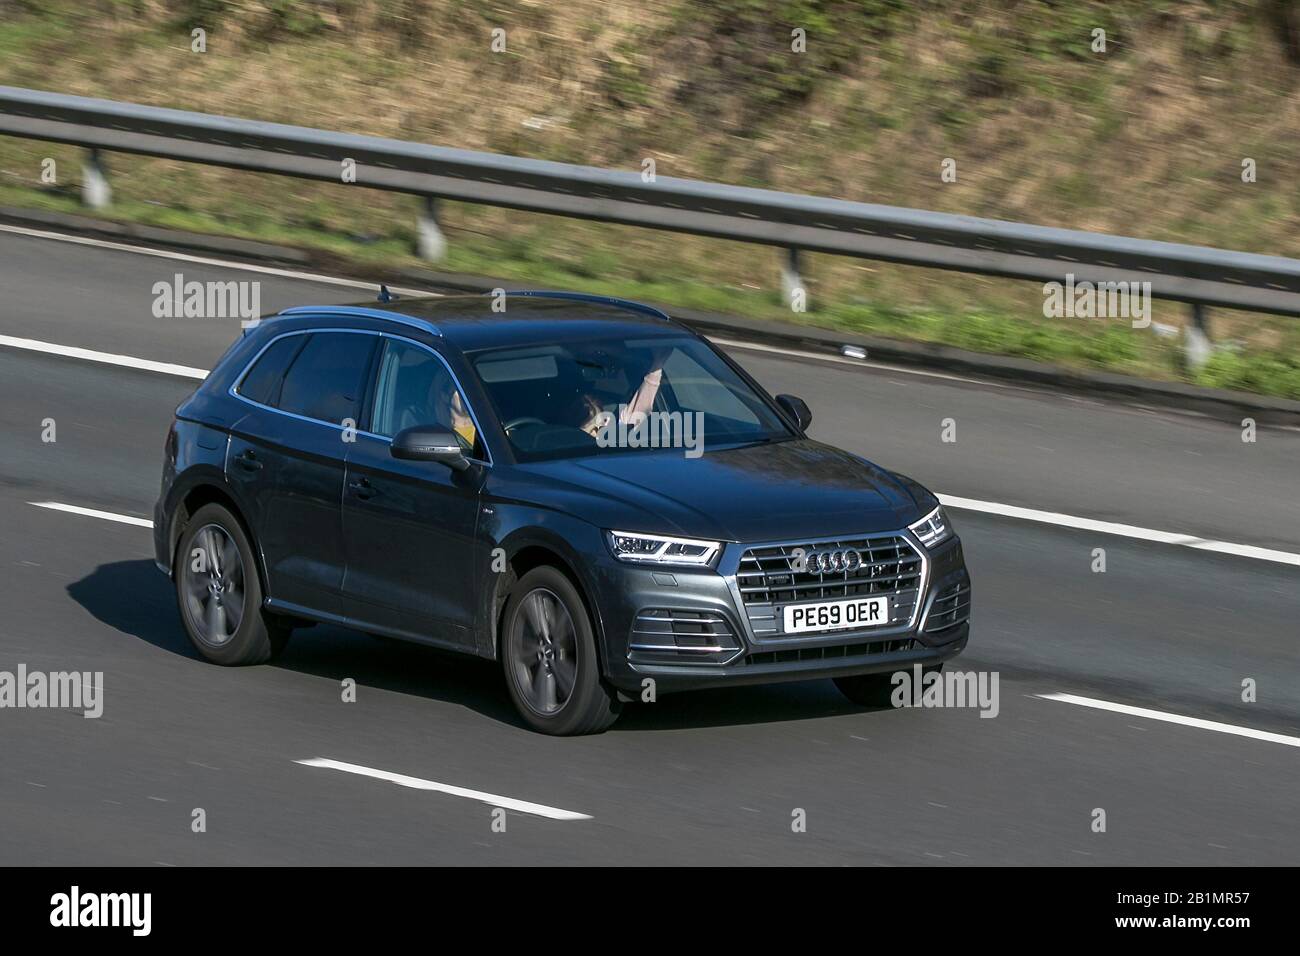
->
xmin=594 ymin=532 xmax=971 ymax=695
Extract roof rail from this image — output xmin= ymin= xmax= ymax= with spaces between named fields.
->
xmin=276 ymin=304 xmax=441 ymax=336
xmin=505 ymin=290 xmax=672 ymax=321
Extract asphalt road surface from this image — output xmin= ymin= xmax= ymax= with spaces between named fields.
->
xmin=1 ymin=225 xmax=1297 ymax=865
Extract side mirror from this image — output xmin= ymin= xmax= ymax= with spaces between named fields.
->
xmin=391 ymin=426 xmax=470 ymax=471
xmin=776 ymin=394 xmax=812 ymax=431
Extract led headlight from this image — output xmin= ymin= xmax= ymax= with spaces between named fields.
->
xmin=908 ymin=505 xmax=952 ymax=549
xmin=607 ymin=530 xmax=721 ymax=567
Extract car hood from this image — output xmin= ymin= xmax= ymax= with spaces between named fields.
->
xmin=515 ymin=439 xmax=930 ymax=542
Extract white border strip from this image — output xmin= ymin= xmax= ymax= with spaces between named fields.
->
xmin=1038 ymin=693 xmax=1300 ymax=748
xmin=29 ymin=501 xmax=153 ymax=528
xmin=938 ymin=493 xmax=1300 ymax=567
xmin=296 ymin=757 xmax=592 ymax=820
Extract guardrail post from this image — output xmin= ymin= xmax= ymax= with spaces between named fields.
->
xmin=81 ymin=148 xmax=110 ymax=209
xmin=417 ymin=196 xmax=447 ymax=262
xmin=780 ymin=247 xmax=805 ymax=311
xmin=1185 ymin=302 xmax=1213 ymax=369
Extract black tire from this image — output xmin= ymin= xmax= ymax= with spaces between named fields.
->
xmin=834 ymin=664 xmax=942 ymax=708
xmin=500 ymin=566 xmax=621 ymax=735
xmin=174 ymin=503 xmax=289 ymax=665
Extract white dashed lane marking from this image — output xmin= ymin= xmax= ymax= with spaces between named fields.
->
xmin=295 ymin=758 xmax=593 ymax=820
xmin=1038 ymin=694 xmax=1300 ymax=749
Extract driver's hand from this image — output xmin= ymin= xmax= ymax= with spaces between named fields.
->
xmin=581 ymin=409 xmax=614 ymax=438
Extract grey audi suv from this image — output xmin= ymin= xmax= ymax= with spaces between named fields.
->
xmin=154 ymin=291 xmax=971 ymax=734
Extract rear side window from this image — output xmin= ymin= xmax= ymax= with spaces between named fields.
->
xmin=275 ymin=332 xmax=376 ymax=425
xmin=236 ymin=335 xmax=305 ymax=406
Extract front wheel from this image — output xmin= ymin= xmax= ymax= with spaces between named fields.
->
xmin=501 ymin=567 xmax=620 ymax=735
xmin=834 ymin=664 xmax=942 ymax=708
xmin=174 ymin=503 xmax=289 ymax=665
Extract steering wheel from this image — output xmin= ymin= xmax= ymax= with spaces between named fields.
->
xmin=503 ymin=416 xmax=547 ymax=433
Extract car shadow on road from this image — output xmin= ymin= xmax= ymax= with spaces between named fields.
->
xmin=68 ymin=559 xmax=873 ymax=732
xmin=611 ymin=681 xmax=867 ymax=732
xmin=67 ymin=559 xmax=200 ymax=659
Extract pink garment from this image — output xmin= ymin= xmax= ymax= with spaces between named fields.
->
xmin=621 ymin=367 xmax=663 ymax=424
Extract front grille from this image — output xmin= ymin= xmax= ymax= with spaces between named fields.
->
xmin=737 ymin=534 xmax=924 ymax=638
xmin=924 ymin=582 xmax=971 ymax=632
xmin=628 ymin=609 xmax=742 ymax=664
xmin=746 ymin=638 xmax=914 ymax=666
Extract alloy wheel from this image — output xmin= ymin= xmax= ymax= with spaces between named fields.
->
xmin=508 ymin=587 xmax=578 ymax=716
xmin=180 ymin=523 xmax=246 ymax=647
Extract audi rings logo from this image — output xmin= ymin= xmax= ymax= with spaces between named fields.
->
xmin=804 ymin=548 xmax=862 ymax=573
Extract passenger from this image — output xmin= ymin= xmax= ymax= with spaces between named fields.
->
xmin=432 ymin=374 xmax=476 ymax=449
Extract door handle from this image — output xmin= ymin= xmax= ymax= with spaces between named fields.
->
xmin=234 ymin=450 xmax=263 ymax=472
xmin=348 ymin=477 xmax=378 ymax=500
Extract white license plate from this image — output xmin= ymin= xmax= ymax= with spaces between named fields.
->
xmin=782 ymin=595 xmax=890 ymax=634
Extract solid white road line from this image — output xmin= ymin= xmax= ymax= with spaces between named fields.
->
xmin=0 ymin=333 xmax=209 ymax=379
xmin=295 ymin=757 xmax=592 ymax=820
xmin=0 ymin=223 xmax=433 ymax=297
xmin=29 ymin=501 xmax=153 ymax=528
xmin=1037 ymin=693 xmax=1300 ymax=749
xmin=709 ymin=335 xmax=1012 ymax=388
xmin=939 ymin=493 xmax=1300 ymax=567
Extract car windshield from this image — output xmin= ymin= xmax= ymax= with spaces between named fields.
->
xmin=469 ymin=334 xmax=794 ymax=461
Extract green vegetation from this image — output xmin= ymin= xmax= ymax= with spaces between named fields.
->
xmin=1 ymin=0 xmax=1299 ymax=398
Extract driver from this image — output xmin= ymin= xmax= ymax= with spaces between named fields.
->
xmin=572 ymin=347 xmax=672 ymax=438
xmin=569 ymin=393 xmax=610 ymax=439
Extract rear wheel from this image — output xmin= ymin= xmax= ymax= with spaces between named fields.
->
xmin=175 ymin=503 xmax=289 ymax=665
xmin=834 ymin=664 xmax=942 ymax=708
xmin=501 ymin=567 xmax=620 ymax=735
